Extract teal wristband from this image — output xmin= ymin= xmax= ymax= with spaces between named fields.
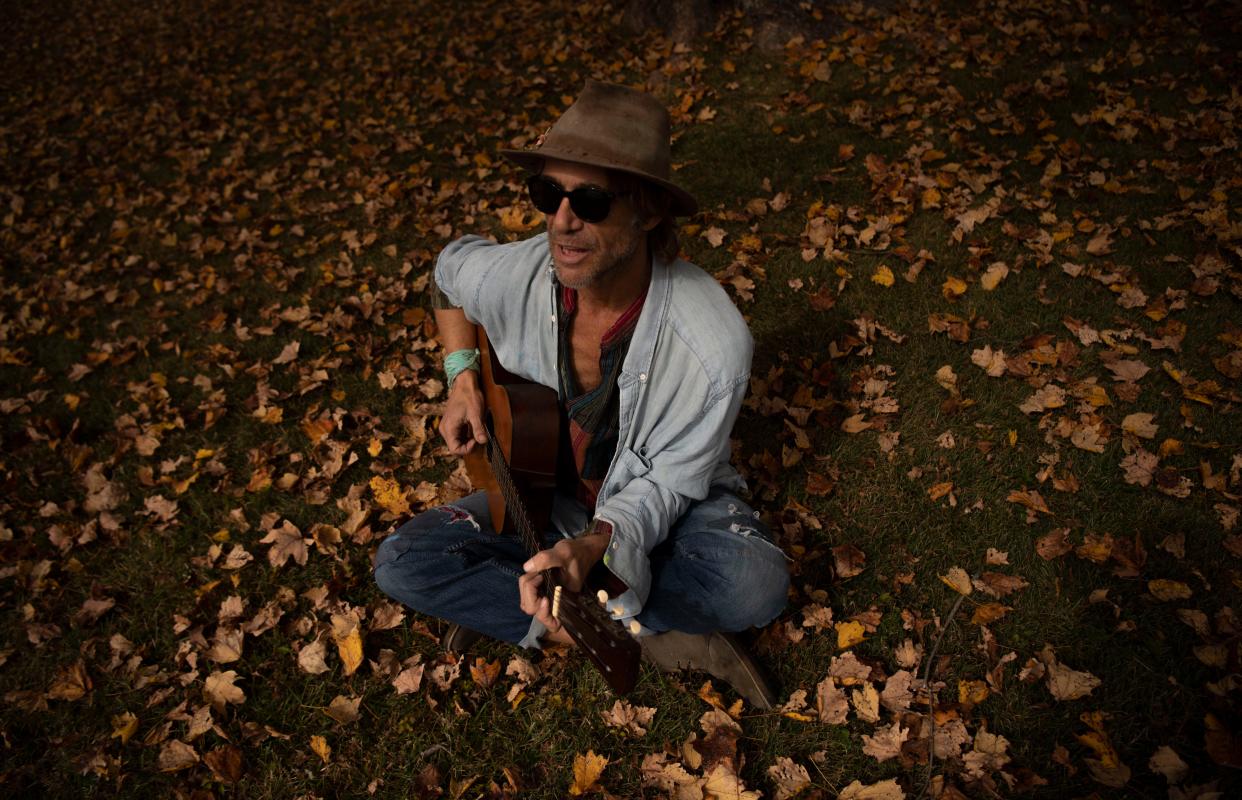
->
xmin=444 ymin=348 xmax=480 ymax=388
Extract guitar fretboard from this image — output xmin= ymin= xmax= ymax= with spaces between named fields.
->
xmin=483 ymin=420 xmax=543 ymax=559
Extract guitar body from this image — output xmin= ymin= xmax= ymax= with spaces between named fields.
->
xmin=462 ymin=328 xmax=559 ymax=536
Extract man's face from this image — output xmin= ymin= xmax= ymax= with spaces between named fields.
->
xmin=540 ymin=159 xmax=650 ymax=293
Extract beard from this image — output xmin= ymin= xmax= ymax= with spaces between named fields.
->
xmin=549 ymin=219 xmax=644 ymax=291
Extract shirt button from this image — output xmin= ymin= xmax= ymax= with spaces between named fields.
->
xmin=639 ymin=373 xmax=647 ymax=382
xmin=611 ymin=540 xmax=619 ymax=550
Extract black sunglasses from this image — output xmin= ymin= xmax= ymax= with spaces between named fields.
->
xmin=525 ymin=174 xmax=622 ymax=223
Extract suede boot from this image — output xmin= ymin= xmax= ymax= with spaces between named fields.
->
xmin=639 ymin=630 xmax=778 ymax=710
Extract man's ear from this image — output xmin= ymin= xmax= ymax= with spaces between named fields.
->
xmin=640 ymin=214 xmax=661 ymax=233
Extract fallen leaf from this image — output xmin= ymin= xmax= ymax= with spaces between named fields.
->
xmin=836 ymin=620 xmax=866 ymax=649
xmin=46 ymin=659 xmax=91 ymax=701
xmin=324 ymin=694 xmax=362 ymax=725
xmin=971 ymin=603 xmax=1012 ymax=625
xmin=568 ymin=750 xmax=608 ymax=796
xmin=1148 ymin=579 xmax=1192 ymax=601
xmin=980 ymin=262 xmax=1009 ymax=290
xmin=838 ymin=778 xmax=905 ymax=799
xmin=370 ymin=475 xmax=412 ymax=516
xmin=940 ymin=567 xmax=972 ymax=595
xmin=259 ymin=520 xmax=308 ymax=568
xmin=331 ymin=612 xmax=364 ymax=676
xmin=862 ymin=721 xmax=909 ymax=762
xmin=767 ymin=756 xmax=810 ymax=800
xmin=1149 ymin=745 xmax=1189 ymax=783
xmin=851 ymin=681 xmax=880 ymax=723
xmin=816 ymin=676 xmax=849 ymax=724
xmin=392 ymin=662 xmax=425 ymax=695
xmin=203 ymin=670 xmax=246 ymax=714
xmin=601 ymin=699 xmax=656 ymax=737
xmin=158 ymin=740 xmax=200 ymax=773
xmin=297 ymin=639 xmax=330 ymax=675
xmin=1121 ymin=412 xmax=1158 ymax=439
xmin=702 ymin=763 xmax=761 ymax=800
xmin=1046 ymin=660 xmax=1101 ymax=701
xmin=832 ymin=544 xmax=866 ymax=578
xmin=310 ymin=734 xmax=331 ymax=764
xmin=203 ymin=745 xmax=244 ymax=784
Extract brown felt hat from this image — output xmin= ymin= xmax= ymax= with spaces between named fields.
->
xmin=500 ymin=79 xmax=698 ymax=217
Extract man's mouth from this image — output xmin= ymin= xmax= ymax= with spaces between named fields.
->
xmin=554 ymin=242 xmax=591 ymax=264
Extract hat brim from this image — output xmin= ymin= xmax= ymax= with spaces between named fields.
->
xmin=499 ymin=147 xmax=699 ymax=218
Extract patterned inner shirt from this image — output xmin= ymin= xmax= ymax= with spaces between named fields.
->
xmin=556 ymin=283 xmax=647 ymax=512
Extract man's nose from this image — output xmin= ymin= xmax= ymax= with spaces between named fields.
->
xmin=550 ymin=197 xmax=583 ymax=231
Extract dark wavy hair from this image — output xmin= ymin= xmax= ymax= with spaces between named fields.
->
xmin=609 ymin=170 xmax=681 ymax=264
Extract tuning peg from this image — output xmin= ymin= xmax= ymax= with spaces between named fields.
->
xmin=628 ymin=620 xmax=641 ymax=635
xmin=596 ymin=589 xmax=609 ymax=606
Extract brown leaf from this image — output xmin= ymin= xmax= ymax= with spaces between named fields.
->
xmin=259 ymin=520 xmax=308 ymax=568
xmin=469 ymin=657 xmax=501 ymax=689
xmin=600 ymin=699 xmax=656 ymax=737
xmin=46 ymin=659 xmax=91 ymax=701
xmin=203 ymin=745 xmax=244 ymax=784
xmin=832 ymin=544 xmax=866 ymax=579
xmin=971 ymin=603 xmax=1012 ymax=626
xmin=767 ymin=756 xmax=811 ymax=800
xmin=392 ymin=662 xmax=425 ymax=695
xmin=297 ymin=639 xmax=330 ymax=675
xmin=816 ymin=676 xmax=849 ymax=724
xmin=203 ymin=670 xmax=245 ymax=714
xmin=1006 ymin=489 xmax=1051 ymax=514
xmin=838 ymin=778 xmax=906 ymax=799
xmin=1036 ymin=528 xmax=1072 ymax=560
xmin=862 ymin=721 xmax=909 ymax=762
xmin=324 ymin=694 xmax=362 ymax=725
xmin=157 ymin=740 xmax=200 ymax=773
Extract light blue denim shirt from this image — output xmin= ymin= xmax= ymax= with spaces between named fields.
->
xmin=434 ymin=232 xmax=752 ymax=642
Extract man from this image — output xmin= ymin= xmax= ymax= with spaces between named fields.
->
xmin=373 ymin=80 xmax=788 ymax=708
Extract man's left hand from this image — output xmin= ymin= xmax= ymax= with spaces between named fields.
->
xmin=517 ymin=532 xmax=611 ymax=637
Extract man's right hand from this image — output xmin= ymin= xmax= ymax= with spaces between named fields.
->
xmin=439 ymin=369 xmax=488 ymax=455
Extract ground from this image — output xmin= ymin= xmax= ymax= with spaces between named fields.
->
xmin=1 ymin=0 xmax=1240 ymax=798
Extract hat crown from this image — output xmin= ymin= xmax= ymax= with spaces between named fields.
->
xmin=540 ymin=80 xmax=672 ymax=180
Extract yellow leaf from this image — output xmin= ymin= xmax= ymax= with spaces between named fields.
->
xmin=367 ymin=438 xmax=383 ymax=457
xmin=110 ymin=712 xmax=138 ymax=744
xmin=334 ymin=628 xmax=363 ymax=677
xmin=369 ymin=476 xmax=412 ymax=516
xmin=940 ymin=567 xmax=973 ymax=595
xmin=928 ymin=481 xmax=954 ymax=501
xmin=1148 ymin=579 xmax=1192 ymax=601
xmin=310 ymin=734 xmax=331 ymax=764
xmin=942 ymin=276 xmax=967 ymax=299
xmin=836 ymin=620 xmax=866 ymax=649
xmin=959 ymin=679 xmax=989 ymax=705
xmin=980 ymin=262 xmax=1009 ymax=290
xmin=568 ymin=750 xmax=608 ymax=796
xmin=871 ymin=266 xmax=895 ymax=287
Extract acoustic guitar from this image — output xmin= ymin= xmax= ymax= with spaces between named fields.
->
xmin=462 ymin=326 xmax=642 ymax=695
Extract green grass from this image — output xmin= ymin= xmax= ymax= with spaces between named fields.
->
xmin=3 ymin=0 xmax=1242 ymax=797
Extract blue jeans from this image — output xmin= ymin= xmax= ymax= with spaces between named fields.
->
xmin=372 ymin=488 xmax=789 ymax=645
